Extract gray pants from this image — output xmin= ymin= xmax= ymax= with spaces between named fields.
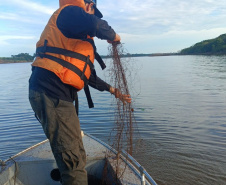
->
xmin=29 ymin=89 xmax=87 ymax=185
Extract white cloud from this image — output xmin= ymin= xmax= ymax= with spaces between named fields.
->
xmin=0 ymin=12 xmax=45 ymax=24
xmin=4 ymin=0 xmax=55 ymax=15
xmin=0 ymin=35 xmax=35 ymax=45
xmin=100 ymin=0 xmax=226 ymax=35
xmin=0 ymin=0 xmax=56 ymax=27
xmin=0 ymin=13 xmax=19 ymax=20
xmin=1 ymin=0 xmax=226 ymax=56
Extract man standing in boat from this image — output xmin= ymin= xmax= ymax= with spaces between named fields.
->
xmin=28 ymin=0 xmax=131 ymax=184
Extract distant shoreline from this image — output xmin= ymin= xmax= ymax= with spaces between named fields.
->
xmin=0 ymin=60 xmax=32 ymax=64
xmin=101 ymin=52 xmax=226 ymax=58
xmin=1 ymin=52 xmax=226 ymax=64
xmin=2 ymin=33 xmax=226 ymax=64
xmin=101 ymin=53 xmax=177 ymax=58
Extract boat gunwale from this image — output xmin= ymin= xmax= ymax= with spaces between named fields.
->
xmin=3 ymin=139 xmax=49 ymax=163
xmin=85 ymin=132 xmax=157 ymax=185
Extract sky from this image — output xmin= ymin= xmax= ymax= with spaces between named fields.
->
xmin=1 ymin=0 xmax=226 ymax=57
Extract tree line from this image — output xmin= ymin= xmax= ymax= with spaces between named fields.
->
xmin=180 ymin=34 xmax=226 ymax=55
xmin=1 ymin=34 xmax=226 ymax=64
xmin=0 ymin=53 xmax=35 ymax=64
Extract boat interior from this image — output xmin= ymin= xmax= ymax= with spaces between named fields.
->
xmin=0 ymin=133 xmax=155 ymax=185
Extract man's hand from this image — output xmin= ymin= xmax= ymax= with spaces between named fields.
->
xmin=110 ymin=87 xmax=132 ymax=104
xmin=107 ymin=33 xmax=121 ymax=44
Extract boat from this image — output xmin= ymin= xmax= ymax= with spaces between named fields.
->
xmin=0 ymin=132 xmax=157 ymax=185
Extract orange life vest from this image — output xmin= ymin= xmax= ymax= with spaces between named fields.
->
xmin=32 ymin=1 xmax=95 ymax=91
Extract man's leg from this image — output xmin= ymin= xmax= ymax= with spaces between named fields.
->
xmin=29 ymin=89 xmax=87 ymax=185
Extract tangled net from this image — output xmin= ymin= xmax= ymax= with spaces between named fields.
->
xmin=102 ymin=43 xmax=139 ymax=184
xmin=109 ymin=43 xmax=134 ymax=155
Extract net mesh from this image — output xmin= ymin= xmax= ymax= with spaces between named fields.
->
xmin=102 ymin=43 xmax=140 ymax=184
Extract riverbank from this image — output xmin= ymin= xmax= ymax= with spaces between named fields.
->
xmin=0 ymin=59 xmax=32 ymax=64
xmin=1 ymin=53 xmax=171 ymax=64
xmin=0 ymin=53 xmax=34 ymax=64
xmin=2 ymin=52 xmax=226 ymax=64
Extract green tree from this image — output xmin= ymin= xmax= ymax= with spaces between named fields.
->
xmin=180 ymin=34 xmax=226 ymax=55
xmin=11 ymin=53 xmax=34 ymax=61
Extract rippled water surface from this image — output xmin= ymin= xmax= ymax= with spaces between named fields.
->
xmin=0 ymin=56 xmax=226 ymax=185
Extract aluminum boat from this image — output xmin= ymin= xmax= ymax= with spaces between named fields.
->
xmin=0 ymin=132 xmax=157 ymax=185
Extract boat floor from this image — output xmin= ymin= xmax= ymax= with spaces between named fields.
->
xmin=0 ymin=134 xmax=143 ymax=185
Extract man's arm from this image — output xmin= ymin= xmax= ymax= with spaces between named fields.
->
xmin=88 ymin=71 xmax=131 ymax=104
xmin=56 ymin=5 xmax=119 ymax=41
xmin=88 ymin=71 xmax=111 ymax=92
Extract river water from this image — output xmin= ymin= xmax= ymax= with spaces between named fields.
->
xmin=0 ymin=56 xmax=226 ymax=185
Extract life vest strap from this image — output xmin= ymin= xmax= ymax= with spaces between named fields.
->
xmin=81 ymin=38 xmax=106 ymax=70
xmin=36 ymin=44 xmax=94 ymax=70
xmin=95 ymin=52 xmax=106 ymax=70
xmin=84 ymin=85 xmax=94 ymax=108
xmin=41 ymin=54 xmax=89 ymax=83
xmin=74 ymin=92 xmax=79 ymax=115
xmin=36 ymin=40 xmax=104 ymax=110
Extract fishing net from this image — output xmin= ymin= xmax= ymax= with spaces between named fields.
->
xmin=102 ymin=43 xmax=140 ymax=184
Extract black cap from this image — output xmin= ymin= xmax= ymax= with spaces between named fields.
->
xmin=84 ymin=0 xmax=103 ymax=18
